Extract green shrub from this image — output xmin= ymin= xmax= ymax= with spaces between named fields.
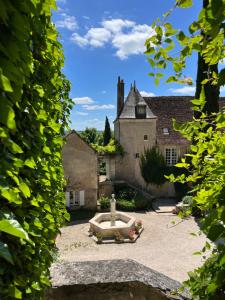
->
xmin=134 ymin=196 xmax=151 ymax=210
xmin=99 ymin=196 xmax=110 ymax=210
xmin=169 ymin=158 xmax=190 ymax=200
xmin=140 ymin=146 xmax=167 ymax=186
xmin=182 ymin=195 xmax=193 ymax=205
xmin=117 ymin=199 xmax=136 ymax=211
xmin=116 ymin=186 xmax=136 ymax=200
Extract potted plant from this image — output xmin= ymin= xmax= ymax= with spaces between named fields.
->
xmin=135 ymin=220 xmax=142 ymax=234
xmin=114 ymin=231 xmax=124 ymax=243
xmin=128 ymin=229 xmax=136 ymax=241
xmin=95 ymin=232 xmax=103 ymax=244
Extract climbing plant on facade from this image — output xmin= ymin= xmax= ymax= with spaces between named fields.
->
xmin=0 ymin=1 xmax=73 ymax=299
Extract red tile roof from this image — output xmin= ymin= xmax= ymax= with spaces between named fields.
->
xmin=144 ymin=96 xmax=225 ymax=145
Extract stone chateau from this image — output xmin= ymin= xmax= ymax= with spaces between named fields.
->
xmin=62 ymin=77 xmax=225 ymax=209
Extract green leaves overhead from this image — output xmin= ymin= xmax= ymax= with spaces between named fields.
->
xmin=145 ymin=0 xmax=225 ymax=86
xmin=0 ymin=0 xmax=72 ymax=299
xmin=146 ymin=1 xmax=225 ymax=299
xmin=177 ymin=0 xmax=193 ymax=8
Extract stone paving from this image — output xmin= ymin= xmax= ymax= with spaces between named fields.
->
xmin=56 ymin=210 xmax=207 ymax=283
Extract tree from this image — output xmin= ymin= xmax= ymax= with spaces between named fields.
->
xmin=103 ymin=116 xmax=111 ymax=146
xmin=145 ymin=1 xmax=225 ymax=298
xmin=145 ymin=0 xmax=225 ymax=105
xmin=194 ymin=0 xmax=219 ymax=117
xmin=140 ymin=147 xmax=167 ymax=186
xmin=0 ymin=1 xmax=72 ymax=299
xmin=80 ymin=127 xmax=100 ymax=145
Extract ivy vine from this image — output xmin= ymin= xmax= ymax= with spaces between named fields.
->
xmin=0 ymin=0 xmax=73 ymax=299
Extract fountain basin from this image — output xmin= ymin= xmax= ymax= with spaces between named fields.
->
xmin=89 ymin=212 xmax=136 ymax=238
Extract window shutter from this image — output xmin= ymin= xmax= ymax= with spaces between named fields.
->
xmin=79 ymin=191 xmax=85 ymax=206
xmin=65 ymin=192 xmax=70 ymax=207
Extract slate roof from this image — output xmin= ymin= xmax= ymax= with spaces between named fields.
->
xmin=144 ymin=96 xmax=225 ymax=145
xmin=119 ymin=86 xmax=156 ymax=119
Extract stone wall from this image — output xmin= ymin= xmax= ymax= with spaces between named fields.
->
xmin=47 ymin=260 xmax=190 ymax=300
xmin=62 ymin=131 xmax=98 ymax=209
xmin=98 ymin=180 xmax=114 ymax=198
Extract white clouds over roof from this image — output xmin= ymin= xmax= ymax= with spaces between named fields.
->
xmin=140 ymin=90 xmax=155 ymax=97
xmin=169 ymin=86 xmax=196 ymax=95
xmin=71 ymin=18 xmax=154 ymax=59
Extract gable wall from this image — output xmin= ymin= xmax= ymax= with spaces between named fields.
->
xmin=115 ymin=119 xmax=157 ymax=187
xmin=62 ymin=132 xmax=98 ymax=209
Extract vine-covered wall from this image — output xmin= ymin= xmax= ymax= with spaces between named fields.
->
xmin=0 ymin=1 xmax=73 ymax=299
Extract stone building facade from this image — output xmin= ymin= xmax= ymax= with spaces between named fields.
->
xmin=63 ymin=78 xmax=225 ymax=206
xmin=62 ymin=130 xmax=98 ymax=209
xmin=114 ymin=78 xmax=191 ymax=197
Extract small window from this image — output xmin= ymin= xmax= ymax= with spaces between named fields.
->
xmin=163 ymin=128 xmax=169 ymax=135
xmin=135 ymin=105 xmax=146 ymax=119
xmin=135 ymin=153 xmax=140 ymax=158
xmin=144 ymin=135 xmax=148 ymax=141
xmin=69 ymin=191 xmax=80 ymax=207
xmin=165 ymin=148 xmax=177 ymax=166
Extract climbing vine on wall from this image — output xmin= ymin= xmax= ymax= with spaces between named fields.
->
xmin=0 ymin=0 xmax=73 ymax=299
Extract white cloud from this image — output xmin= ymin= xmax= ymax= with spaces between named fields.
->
xmin=71 ymin=27 xmax=111 ymax=48
xmin=71 ymin=33 xmax=89 ymax=47
xmin=73 ymin=97 xmax=94 ymax=104
xmin=56 ymin=13 xmax=77 ymax=30
xmin=112 ymin=24 xmax=153 ymax=59
xmin=82 ymin=104 xmax=115 ymax=110
xmin=101 ymin=19 xmax=135 ymax=33
xmin=83 ymin=16 xmax=90 ymax=20
xmin=221 ymin=86 xmax=225 ymax=93
xmin=75 ymin=111 xmax=89 ymax=116
xmin=140 ymin=90 xmax=155 ymax=97
xmin=169 ymin=86 xmax=196 ymax=95
xmin=70 ymin=18 xmax=154 ymax=59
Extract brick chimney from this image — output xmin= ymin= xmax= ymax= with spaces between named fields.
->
xmin=117 ymin=76 xmax=124 ymax=117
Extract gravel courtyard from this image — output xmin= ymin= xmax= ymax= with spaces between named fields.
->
xmin=56 ymin=211 xmax=207 ymax=283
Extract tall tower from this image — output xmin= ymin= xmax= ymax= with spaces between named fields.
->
xmin=114 ymin=79 xmax=157 ymax=189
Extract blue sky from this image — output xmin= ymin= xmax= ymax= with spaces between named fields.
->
xmin=53 ymin=0 xmax=225 ymax=130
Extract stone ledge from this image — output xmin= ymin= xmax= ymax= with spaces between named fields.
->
xmin=50 ymin=259 xmax=190 ymax=299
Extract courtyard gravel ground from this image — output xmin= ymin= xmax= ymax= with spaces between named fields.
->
xmin=55 ymin=211 xmax=207 ymax=283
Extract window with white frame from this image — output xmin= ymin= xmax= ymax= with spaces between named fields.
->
xmin=66 ymin=191 xmax=85 ymax=208
xmin=165 ymin=148 xmax=177 ymax=166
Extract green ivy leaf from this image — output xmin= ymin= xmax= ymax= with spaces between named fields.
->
xmin=0 ymin=242 xmax=14 ymax=264
xmin=9 ymin=286 xmax=22 ymax=299
xmin=0 ymin=219 xmax=30 ymax=241
xmin=0 ymin=68 xmax=13 ymax=92
xmin=24 ymin=157 xmax=36 ymax=169
xmin=0 ymin=98 xmax=16 ymax=129
xmin=177 ymin=0 xmax=193 ymax=8
xmin=19 ymin=182 xmax=31 ymax=198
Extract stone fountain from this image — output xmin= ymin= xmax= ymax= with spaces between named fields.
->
xmin=89 ymin=194 xmax=136 ymax=240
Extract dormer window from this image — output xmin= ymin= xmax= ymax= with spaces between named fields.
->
xmin=135 ymin=104 xmax=146 ymax=119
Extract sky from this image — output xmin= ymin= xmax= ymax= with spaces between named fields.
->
xmin=52 ymin=0 xmax=225 ymax=130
